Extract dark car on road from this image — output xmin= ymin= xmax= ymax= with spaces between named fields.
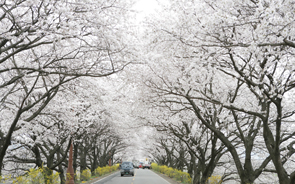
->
xmin=120 ymin=162 xmax=134 ymax=176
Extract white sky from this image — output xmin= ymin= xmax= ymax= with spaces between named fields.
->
xmin=133 ymin=0 xmax=160 ymax=14
xmin=132 ymin=0 xmax=162 ymax=23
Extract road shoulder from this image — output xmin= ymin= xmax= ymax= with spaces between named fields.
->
xmin=151 ymin=170 xmax=181 ymax=184
xmin=83 ymin=171 xmax=119 ymax=184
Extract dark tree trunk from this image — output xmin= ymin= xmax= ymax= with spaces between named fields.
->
xmin=73 ymin=143 xmax=78 ymax=181
xmin=79 ymin=146 xmax=87 ymax=171
xmin=0 ymin=110 xmax=22 ymax=176
xmin=57 ymin=149 xmax=66 ymax=184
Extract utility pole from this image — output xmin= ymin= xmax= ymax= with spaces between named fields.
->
xmin=66 ymin=141 xmax=75 ymax=184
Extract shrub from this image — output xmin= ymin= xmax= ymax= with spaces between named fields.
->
xmin=85 ymin=164 xmax=119 ymax=180
xmin=94 ymin=167 xmax=102 ymax=176
xmin=151 ymin=163 xmax=191 ymax=184
xmin=0 ymin=175 xmax=12 ymax=183
xmin=9 ymin=167 xmax=59 ymax=184
xmin=81 ymin=169 xmax=91 ymax=181
xmin=151 ymin=163 xmax=159 ymax=172
xmin=101 ymin=166 xmax=110 ymax=175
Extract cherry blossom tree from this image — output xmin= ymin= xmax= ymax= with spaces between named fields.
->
xmin=141 ymin=0 xmax=295 ymax=183
xmin=0 ymin=0 xmax=134 ymax=176
xmin=3 ymin=76 xmax=129 ymax=183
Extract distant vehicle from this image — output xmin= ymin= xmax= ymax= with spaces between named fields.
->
xmin=139 ymin=163 xmax=143 ymax=168
xmin=133 ymin=162 xmax=140 ymax=169
xmin=143 ymin=161 xmax=151 ymax=169
xmin=120 ymin=161 xmax=134 ymax=176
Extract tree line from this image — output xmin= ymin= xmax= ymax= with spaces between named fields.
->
xmin=140 ymin=0 xmax=295 ymax=184
xmin=0 ymin=0 xmax=132 ymax=182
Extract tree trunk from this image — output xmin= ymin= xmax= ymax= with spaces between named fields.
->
xmin=91 ymin=146 xmax=98 ymax=172
xmin=73 ymin=143 xmax=78 ymax=181
xmin=0 ymin=110 xmax=22 ymax=176
xmin=59 ymin=171 xmax=65 ymax=184
xmin=57 ymin=149 xmax=66 ymax=184
xmin=80 ymin=146 xmax=87 ymax=171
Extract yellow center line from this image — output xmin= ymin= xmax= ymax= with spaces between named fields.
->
xmin=131 ymin=171 xmax=135 ymax=184
xmin=131 ymin=175 xmax=135 ymax=184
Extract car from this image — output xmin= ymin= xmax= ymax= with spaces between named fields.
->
xmin=133 ymin=162 xmax=140 ymax=169
xmin=120 ymin=162 xmax=134 ymax=176
xmin=143 ymin=161 xmax=151 ymax=169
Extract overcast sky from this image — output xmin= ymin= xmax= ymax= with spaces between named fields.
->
xmin=131 ymin=0 xmax=163 ymax=23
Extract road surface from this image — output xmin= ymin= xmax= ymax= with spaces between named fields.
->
xmin=92 ymin=169 xmax=173 ymax=184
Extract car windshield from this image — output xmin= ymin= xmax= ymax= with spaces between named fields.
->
xmin=121 ymin=162 xmax=133 ymax=169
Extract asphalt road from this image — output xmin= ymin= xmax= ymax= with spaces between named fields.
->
xmin=92 ymin=169 xmax=172 ymax=184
